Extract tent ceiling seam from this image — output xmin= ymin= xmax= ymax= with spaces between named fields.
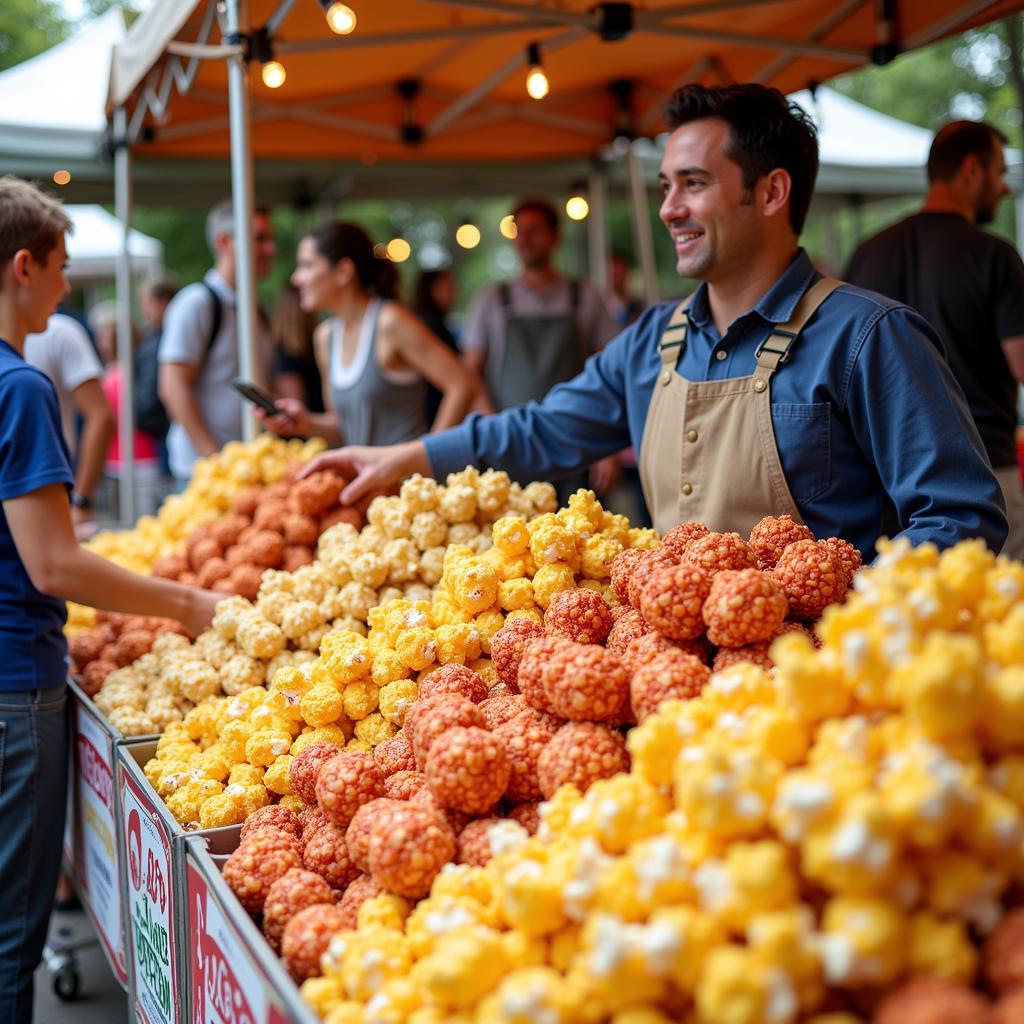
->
xmin=425 ymin=26 xmax=587 ymax=138
xmin=753 ymin=0 xmax=866 ymax=83
xmin=275 ymin=20 xmax=557 ymax=56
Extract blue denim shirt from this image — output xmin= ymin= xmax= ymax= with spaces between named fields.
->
xmin=427 ymin=250 xmax=1008 ymax=560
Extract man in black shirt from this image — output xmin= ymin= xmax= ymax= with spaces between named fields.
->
xmin=846 ymin=120 xmax=1024 ymax=558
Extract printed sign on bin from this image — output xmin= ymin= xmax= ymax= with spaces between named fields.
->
xmin=75 ymin=702 xmax=128 ymax=983
xmin=122 ymin=770 xmax=177 ymax=1024
xmin=187 ymin=863 xmax=267 ymax=1024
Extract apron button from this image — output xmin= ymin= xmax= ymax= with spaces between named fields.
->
xmin=681 ymin=482 xmax=693 ymax=496
xmin=686 ymin=430 xmax=698 ymax=443
xmin=752 ymin=378 xmax=767 ymax=393
xmin=660 ymin=370 xmax=672 ymax=385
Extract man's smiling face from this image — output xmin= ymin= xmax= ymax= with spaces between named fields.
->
xmin=658 ymin=117 xmax=763 ymax=284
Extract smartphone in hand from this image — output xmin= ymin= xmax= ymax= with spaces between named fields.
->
xmin=232 ymin=378 xmax=290 ymax=419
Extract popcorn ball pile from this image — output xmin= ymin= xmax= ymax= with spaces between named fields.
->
xmin=67 ymin=435 xmax=324 ymax=633
xmin=69 ymin=611 xmax=188 ymax=697
xmin=139 ymin=479 xmax=626 ymax=805
xmin=617 ymin=515 xmax=859 ymax=682
xmin=149 ymin=468 xmax=362 ymax=598
xmin=291 ymin=537 xmax=1024 ymax=1024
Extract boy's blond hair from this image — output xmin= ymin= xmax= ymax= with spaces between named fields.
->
xmin=0 ymin=176 xmax=72 ymax=279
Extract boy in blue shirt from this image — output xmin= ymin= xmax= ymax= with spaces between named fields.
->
xmin=0 ymin=176 xmax=220 ymax=1022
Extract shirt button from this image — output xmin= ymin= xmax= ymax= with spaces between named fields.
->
xmin=715 ymin=350 xmax=727 ymax=361
xmin=752 ymin=378 xmax=767 ymax=393
xmin=660 ymin=370 xmax=672 ymax=386
xmin=681 ymin=482 xmax=693 ymax=496
xmin=686 ymin=430 xmax=698 ymax=443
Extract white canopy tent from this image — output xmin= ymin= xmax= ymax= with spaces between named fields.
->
xmin=64 ymin=204 xmax=164 ymax=282
xmin=0 ymin=10 xmax=125 ymax=185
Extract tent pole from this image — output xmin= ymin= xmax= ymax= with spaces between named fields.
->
xmin=1015 ymin=191 xmax=1024 ymax=257
xmin=114 ymin=105 xmax=136 ymax=525
xmin=626 ymin=143 xmax=658 ymax=305
xmin=587 ymin=164 xmax=609 ymax=293
xmin=225 ymin=0 xmax=258 ymax=442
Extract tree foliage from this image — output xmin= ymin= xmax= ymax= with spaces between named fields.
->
xmin=834 ymin=16 xmax=1024 ymax=147
xmin=0 ymin=0 xmax=68 ymax=72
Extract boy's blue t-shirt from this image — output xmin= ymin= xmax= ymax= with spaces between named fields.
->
xmin=0 ymin=338 xmax=74 ymax=691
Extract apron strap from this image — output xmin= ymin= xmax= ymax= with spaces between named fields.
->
xmin=755 ymin=277 xmax=843 ymax=374
xmin=657 ymin=295 xmax=694 ymax=367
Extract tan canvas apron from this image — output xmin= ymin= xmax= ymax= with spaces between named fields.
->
xmin=639 ymin=278 xmax=841 ymax=537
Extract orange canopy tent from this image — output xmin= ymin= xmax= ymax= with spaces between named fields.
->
xmin=111 ymin=0 xmax=1024 ymax=163
xmin=102 ymin=0 xmax=1024 ymax=520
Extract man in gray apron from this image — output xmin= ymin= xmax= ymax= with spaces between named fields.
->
xmin=459 ymin=199 xmax=619 ymax=501
xmin=302 ymin=84 xmax=1008 ymax=561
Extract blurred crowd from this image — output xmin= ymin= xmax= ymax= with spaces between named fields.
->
xmin=33 ymin=196 xmax=647 ymax=535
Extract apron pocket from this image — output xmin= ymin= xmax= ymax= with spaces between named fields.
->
xmin=771 ymin=402 xmax=831 ymax=503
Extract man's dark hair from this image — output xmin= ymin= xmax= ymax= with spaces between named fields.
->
xmin=927 ymin=120 xmax=1008 ymax=183
xmin=512 ymin=198 xmax=559 ymax=233
xmin=662 ymin=83 xmax=819 ymax=235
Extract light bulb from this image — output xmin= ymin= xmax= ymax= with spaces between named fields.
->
xmin=565 ymin=195 xmax=589 ymax=221
xmin=326 ymin=3 xmax=356 ymax=34
xmin=261 ymin=60 xmax=286 ymax=88
xmin=456 ymin=224 xmax=481 ymax=249
xmin=386 ymin=238 xmax=411 ymax=263
xmin=52 ymin=169 xmax=72 ymax=186
xmin=499 ymin=215 xmax=518 ymax=240
xmin=526 ymin=66 xmax=549 ymax=100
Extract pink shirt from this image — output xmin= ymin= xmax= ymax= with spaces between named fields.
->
xmin=102 ymin=365 xmax=159 ymax=470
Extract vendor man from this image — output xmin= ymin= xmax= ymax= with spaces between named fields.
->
xmin=301 ymin=83 xmax=1007 ymax=560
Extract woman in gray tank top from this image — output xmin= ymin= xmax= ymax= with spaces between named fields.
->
xmin=260 ymin=220 xmax=477 ymax=448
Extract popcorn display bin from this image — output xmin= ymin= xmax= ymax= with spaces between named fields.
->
xmin=117 ymin=739 xmax=190 ymax=1024
xmin=183 ymin=828 xmax=317 ymax=1024
xmin=65 ymin=679 xmax=158 ymax=989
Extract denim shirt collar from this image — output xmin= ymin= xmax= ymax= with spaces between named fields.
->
xmin=686 ymin=249 xmax=820 ymax=332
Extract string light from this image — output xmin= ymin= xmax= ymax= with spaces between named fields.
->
xmin=525 ymin=42 xmax=549 ymax=100
xmin=320 ymin=2 xmax=356 ymax=35
xmin=386 ymin=238 xmax=411 ymax=262
xmin=261 ymin=60 xmax=286 ymax=88
xmin=565 ymin=195 xmax=589 ymax=221
xmin=456 ymin=223 xmax=481 ymax=249
xmin=499 ymin=215 xmax=518 ymax=239
xmin=52 ymin=170 xmax=72 ymax=186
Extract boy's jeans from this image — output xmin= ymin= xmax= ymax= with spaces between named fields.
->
xmin=0 ymin=685 xmax=69 ymax=1024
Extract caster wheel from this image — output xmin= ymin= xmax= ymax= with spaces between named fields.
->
xmin=53 ymin=965 xmax=80 ymax=1002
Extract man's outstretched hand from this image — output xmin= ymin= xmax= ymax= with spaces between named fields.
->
xmin=298 ymin=439 xmax=431 ymax=506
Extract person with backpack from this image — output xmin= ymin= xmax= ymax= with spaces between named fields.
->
xmin=133 ymin=274 xmax=178 ymax=467
xmin=158 ymin=199 xmax=276 ymax=486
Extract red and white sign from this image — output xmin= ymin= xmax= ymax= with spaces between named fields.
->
xmin=187 ymin=864 xmax=267 ymax=1024
xmin=122 ymin=769 xmax=177 ymax=1024
xmin=74 ymin=703 xmax=128 ymax=983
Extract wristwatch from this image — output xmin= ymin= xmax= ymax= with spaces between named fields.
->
xmin=70 ymin=492 xmax=92 ymax=510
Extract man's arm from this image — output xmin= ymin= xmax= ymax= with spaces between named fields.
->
xmin=1002 ymin=336 xmax=1024 ymax=383
xmin=158 ymin=284 xmax=221 ymax=456
xmin=68 ymin=377 xmax=114 ymax=518
xmin=847 ymin=306 xmax=1008 ymax=552
xmin=159 ymin=362 xmax=219 ymax=457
